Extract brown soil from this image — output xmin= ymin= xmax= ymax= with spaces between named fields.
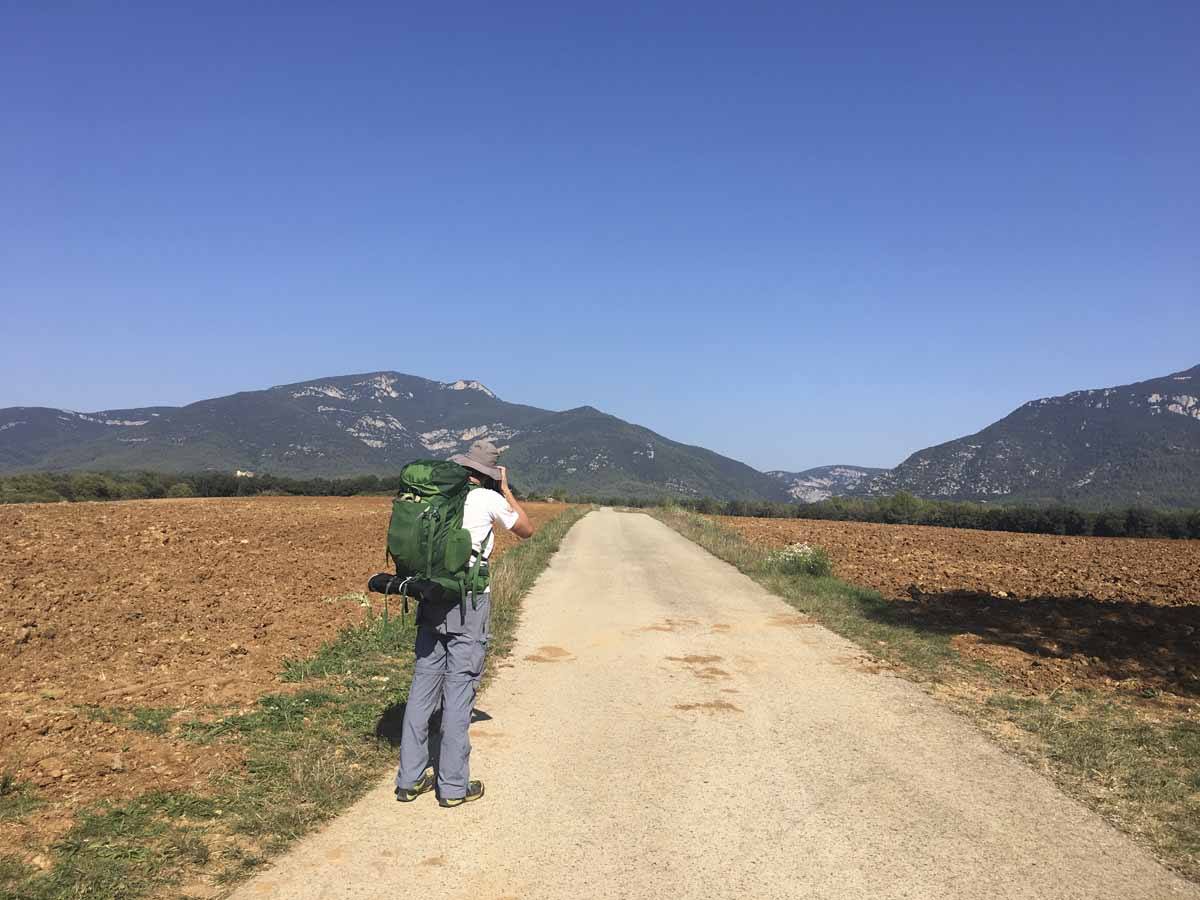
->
xmin=713 ymin=516 xmax=1200 ymax=698
xmin=0 ymin=496 xmax=565 ymax=853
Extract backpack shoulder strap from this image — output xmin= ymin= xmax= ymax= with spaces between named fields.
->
xmin=465 ymin=526 xmax=493 ymax=608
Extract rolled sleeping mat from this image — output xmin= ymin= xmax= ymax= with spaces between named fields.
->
xmin=367 ymin=572 xmax=401 ymax=595
xmin=366 ymin=574 xmax=445 ymax=602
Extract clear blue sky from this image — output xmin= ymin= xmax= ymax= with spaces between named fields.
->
xmin=2 ymin=3 xmax=1197 ymax=471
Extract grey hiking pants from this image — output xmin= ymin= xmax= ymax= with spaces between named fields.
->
xmin=396 ymin=593 xmax=489 ymax=800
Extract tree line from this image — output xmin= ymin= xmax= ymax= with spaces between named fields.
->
xmin=4 ymin=472 xmax=1198 ymax=540
xmin=551 ymin=490 xmax=1200 ymax=540
xmin=0 ymin=471 xmax=402 ymax=503
xmin=0 ymin=470 xmax=543 ymax=504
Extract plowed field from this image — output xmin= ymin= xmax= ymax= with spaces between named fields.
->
xmin=0 ymin=496 xmax=568 ymax=854
xmin=712 ymin=516 xmax=1200 ymax=697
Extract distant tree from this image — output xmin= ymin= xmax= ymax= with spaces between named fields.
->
xmin=191 ymin=472 xmax=238 ymax=497
xmin=1157 ymin=511 xmax=1188 ymax=539
xmin=69 ymin=472 xmax=117 ymax=501
xmin=1188 ymin=511 xmax=1200 ymax=540
xmin=117 ymin=482 xmax=148 ymax=501
xmin=1092 ymin=511 xmax=1126 ymax=537
xmin=1044 ymin=506 xmax=1088 ymax=536
xmin=880 ymin=492 xmax=922 ymax=525
xmin=1123 ymin=507 xmax=1156 ymax=538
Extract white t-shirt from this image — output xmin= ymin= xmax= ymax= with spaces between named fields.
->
xmin=463 ymin=488 xmax=519 ymax=561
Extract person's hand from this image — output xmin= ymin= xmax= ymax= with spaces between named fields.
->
xmin=498 ymin=466 xmax=509 ymax=493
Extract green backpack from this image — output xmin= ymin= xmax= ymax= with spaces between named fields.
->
xmin=385 ymin=459 xmax=490 ymax=606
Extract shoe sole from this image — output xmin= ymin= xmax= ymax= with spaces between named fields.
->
xmin=396 ymin=772 xmax=436 ymax=802
xmin=396 ymin=788 xmax=432 ymax=803
xmin=439 ymin=784 xmax=485 ymax=808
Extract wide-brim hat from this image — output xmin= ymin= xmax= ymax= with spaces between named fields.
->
xmin=450 ymin=439 xmax=503 ymax=481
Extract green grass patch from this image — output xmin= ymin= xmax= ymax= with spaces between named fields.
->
xmin=179 ymin=690 xmax=339 ymax=744
xmin=0 ymin=855 xmax=36 ymax=889
xmin=3 ymin=793 xmax=218 ymax=900
xmin=987 ymin=690 xmax=1200 ymax=874
xmin=281 ymin=600 xmax=408 ymax=682
xmin=652 ymin=505 xmax=1200 ymax=883
xmin=80 ymin=706 xmax=178 ymax=736
xmin=2 ymin=504 xmax=590 ymax=900
xmin=212 ymin=846 xmax=268 ymax=886
xmin=0 ymin=775 xmax=42 ymax=822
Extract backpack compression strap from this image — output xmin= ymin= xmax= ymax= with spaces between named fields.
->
xmin=463 ymin=483 xmax=491 ymax=610
xmin=422 ymin=505 xmax=441 ymax=579
xmin=460 ymin=527 xmax=493 ymax=610
xmin=465 ymin=528 xmax=489 ymax=607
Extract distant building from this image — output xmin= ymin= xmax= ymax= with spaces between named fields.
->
xmin=235 ymin=470 xmax=256 ymax=478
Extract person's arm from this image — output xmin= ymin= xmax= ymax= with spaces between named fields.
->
xmin=497 ymin=466 xmax=534 ymax=539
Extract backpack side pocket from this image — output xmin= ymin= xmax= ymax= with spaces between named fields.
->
xmin=443 ymin=527 xmax=473 ymax=574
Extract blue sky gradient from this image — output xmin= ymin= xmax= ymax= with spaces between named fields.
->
xmin=2 ymin=3 xmax=1197 ymax=470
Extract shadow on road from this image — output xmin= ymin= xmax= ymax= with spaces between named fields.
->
xmin=374 ymin=703 xmax=494 ymax=748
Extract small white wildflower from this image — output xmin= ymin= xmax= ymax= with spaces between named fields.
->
xmin=321 ymin=591 xmax=373 ymax=607
xmin=765 ymin=541 xmax=831 ymax=577
xmin=767 ymin=542 xmax=817 ymax=564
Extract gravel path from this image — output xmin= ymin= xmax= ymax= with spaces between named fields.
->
xmin=230 ymin=509 xmax=1196 ymax=900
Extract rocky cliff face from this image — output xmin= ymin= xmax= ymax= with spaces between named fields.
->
xmin=766 ymin=465 xmax=886 ymax=502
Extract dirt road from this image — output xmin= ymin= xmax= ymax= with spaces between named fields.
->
xmin=231 ymin=509 xmax=1196 ymax=900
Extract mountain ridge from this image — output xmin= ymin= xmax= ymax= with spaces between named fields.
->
xmin=4 ymin=363 xmax=1198 ymax=507
xmin=865 ymin=363 xmax=1200 ymax=508
xmin=0 ymin=371 xmax=792 ymax=501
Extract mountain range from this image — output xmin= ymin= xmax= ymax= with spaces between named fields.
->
xmin=2 ymin=364 xmax=1197 ymax=507
xmin=867 ymin=364 xmax=1200 ymax=509
xmin=0 ymin=372 xmax=790 ymax=501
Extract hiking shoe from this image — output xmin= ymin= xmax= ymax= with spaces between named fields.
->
xmin=395 ymin=768 xmax=435 ymax=802
xmin=438 ymin=780 xmax=484 ymax=808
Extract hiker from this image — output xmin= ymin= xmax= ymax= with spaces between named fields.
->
xmin=394 ymin=440 xmax=534 ymax=807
